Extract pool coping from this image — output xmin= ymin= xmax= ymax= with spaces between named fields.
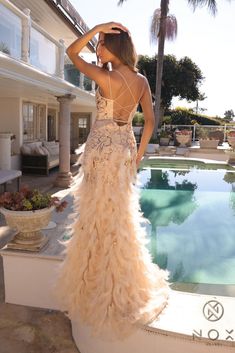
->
xmin=143 ymin=290 xmax=235 ymax=347
xmin=144 ymin=155 xmax=235 ymax=168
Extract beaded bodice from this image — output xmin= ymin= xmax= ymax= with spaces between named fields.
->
xmin=96 ymin=89 xmax=114 ymax=120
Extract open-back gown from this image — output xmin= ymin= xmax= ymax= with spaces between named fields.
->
xmin=56 ymin=70 xmax=169 ymax=339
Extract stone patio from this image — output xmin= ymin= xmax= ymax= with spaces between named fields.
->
xmin=0 ymin=165 xmax=80 ymax=353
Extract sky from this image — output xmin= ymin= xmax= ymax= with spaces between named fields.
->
xmin=69 ymin=0 xmax=235 ymax=118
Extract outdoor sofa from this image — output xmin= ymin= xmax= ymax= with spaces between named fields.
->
xmin=21 ymin=141 xmax=59 ymax=175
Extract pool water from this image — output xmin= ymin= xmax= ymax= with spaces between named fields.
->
xmin=139 ymin=159 xmax=235 ymax=296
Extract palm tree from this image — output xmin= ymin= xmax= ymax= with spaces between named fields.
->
xmin=150 ymin=1 xmax=177 ymax=135
xmin=187 ymin=0 xmax=217 ymax=15
xmin=118 ymin=0 xmax=219 ymax=135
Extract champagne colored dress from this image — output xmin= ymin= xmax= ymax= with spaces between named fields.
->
xmin=56 ymin=70 xmax=169 ymax=339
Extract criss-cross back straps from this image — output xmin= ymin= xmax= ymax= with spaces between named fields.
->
xmin=112 ymin=69 xmax=138 ymax=104
xmin=107 ymin=71 xmax=112 ymax=99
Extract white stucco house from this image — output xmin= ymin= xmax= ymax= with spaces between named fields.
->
xmin=0 ymin=0 xmax=97 ymax=186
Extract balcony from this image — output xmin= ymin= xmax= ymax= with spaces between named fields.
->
xmin=64 ymin=55 xmax=94 ymax=91
xmin=0 ymin=0 xmax=94 ymax=91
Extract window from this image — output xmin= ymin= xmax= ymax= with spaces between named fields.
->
xmin=47 ymin=109 xmax=57 ymax=141
xmin=78 ymin=116 xmax=90 ymax=143
xmin=71 ymin=113 xmax=91 ymax=151
xmin=22 ymin=102 xmax=46 ymax=142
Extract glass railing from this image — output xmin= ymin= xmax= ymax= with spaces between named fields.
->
xmin=0 ymin=3 xmax=22 ymax=59
xmin=162 ymin=124 xmax=235 ymax=142
xmin=64 ymin=56 xmax=94 ymax=91
xmin=64 ymin=61 xmax=81 ymax=87
xmin=0 ymin=0 xmax=95 ymax=91
xmin=30 ymin=26 xmax=58 ymax=75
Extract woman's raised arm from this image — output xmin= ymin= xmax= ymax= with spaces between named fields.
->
xmin=66 ymin=22 xmax=128 ymax=86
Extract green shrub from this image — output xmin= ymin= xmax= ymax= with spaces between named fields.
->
xmin=132 ymin=112 xmax=144 ymax=126
xmin=163 ymin=108 xmax=222 ymax=126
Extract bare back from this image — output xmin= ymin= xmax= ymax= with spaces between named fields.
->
xmin=98 ymin=69 xmax=147 ymax=124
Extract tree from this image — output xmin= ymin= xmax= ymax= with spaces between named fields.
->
xmin=224 ymin=109 xmax=235 ymax=122
xmin=118 ymin=0 xmax=220 ymax=136
xmin=119 ymin=0 xmax=177 ymax=135
xmin=150 ymin=1 xmax=177 ymax=135
xmin=138 ymin=54 xmax=205 ymax=114
xmin=187 ymin=0 xmax=217 ymax=15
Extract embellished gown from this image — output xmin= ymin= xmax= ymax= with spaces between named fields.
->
xmin=56 ymin=70 xmax=169 ymax=339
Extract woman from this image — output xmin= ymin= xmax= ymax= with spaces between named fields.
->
xmin=56 ymin=22 xmax=169 ymax=339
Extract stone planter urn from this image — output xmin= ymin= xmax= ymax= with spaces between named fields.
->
xmin=227 ymin=136 xmax=235 ymax=150
xmin=0 ymin=206 xmax=54 ymax=251
xmin=226 ymin=135 xmax=235 ymax=164
xmin=175 ymin=131 xmax=192 ymax=147
xmin=159 ymin=137 xmax=170 ymax=146
xmin=225 ymin=150 xmax=235 ymax=164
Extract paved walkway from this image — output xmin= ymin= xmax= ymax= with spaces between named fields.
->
xmin=0 ymin=166 xmax=80 ymax=353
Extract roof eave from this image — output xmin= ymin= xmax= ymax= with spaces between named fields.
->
xmin=43 ymin=0 xmax=97 ymax=53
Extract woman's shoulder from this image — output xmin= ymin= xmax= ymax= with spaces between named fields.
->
xmin=136 ymin=72 xmax=148 ymax=82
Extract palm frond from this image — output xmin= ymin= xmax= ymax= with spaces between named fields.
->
xmin=165 ymin=15 xmax=177 ymax=41
xmin=187 ymin=0 xmax=217 ymax=15
xmin=150 ymin=8 xmax=161 ymax=44
xmin=150 ymin=9 xmax=177 ymax=44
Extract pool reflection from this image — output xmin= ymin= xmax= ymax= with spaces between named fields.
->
xmin=139 ymin=166 xmax=235 ymax=293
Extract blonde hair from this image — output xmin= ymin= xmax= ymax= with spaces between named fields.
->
xmin=100 ymin=29 xmax=138 ymax=72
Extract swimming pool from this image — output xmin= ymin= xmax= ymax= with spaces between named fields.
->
xmin=139 ymin=158 xmax=235 ymax=297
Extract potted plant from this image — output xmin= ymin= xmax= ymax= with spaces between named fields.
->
xmin=132 ymin=112 xmax=144 ymax=127
xmin=159 ymin=130 xmax=171 ymax=146
xmin=199 ymin=138 xmax=219 ymax=149
xmin=0 ymin=187 xmax=67 ymax=252
xmin=197 ymin=127 xmax=219 ymax=149
xmin=0 ymin=42 xmax=10 ymax=55
xmin=175 ymin=129 xmax=192 ymax=147
xmin=227 ymin=130 xmax=235 ymax=149
xmin=208 ymin=130 xmax=224 ymax=145
xmin=225 ymin=130 xmax=235 ymax=164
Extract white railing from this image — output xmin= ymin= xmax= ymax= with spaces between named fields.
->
xmin=162 ymin=124 xmax=235 ymax=142
xmin=0 ymin=0 xmax=65 ymax=77
xmin=0 ymin=0 xmax=95 ymax=93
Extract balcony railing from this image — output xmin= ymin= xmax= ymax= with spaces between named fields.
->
xmin=0 ymin=0 xmax=95 ymax=91
xmin=64 ymin=55 xmax=95 ymax=91
xmin=0 ymin=1 xmax=22 ymax=60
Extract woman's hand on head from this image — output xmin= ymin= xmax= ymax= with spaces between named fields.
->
xmin=96 ymin=22 xmax=129 ymax=35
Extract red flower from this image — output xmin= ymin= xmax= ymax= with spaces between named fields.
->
xmin=175 ymin=130 xmax=192 ymax=135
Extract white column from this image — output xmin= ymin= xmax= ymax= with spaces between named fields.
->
xmin=22 ymin=8 xmax=31 ymax=63
xmin=91 ymin=80 xmax=96 ymax=92
xmin=58 ymin=39 xmax=65 ymax=79
xmin=0 ymin=133 xmax=12 ymax=170
xmin=80 ymin=72 xmax=85 ymax=90
xmin=54 ymin=94 xmax=76 ymax=188
xmin=91 ymin=61 xmax=96 ymax=92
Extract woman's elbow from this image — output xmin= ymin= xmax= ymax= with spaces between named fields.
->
xmin=148 ymin=118 xmax=155 ymax=132
xmin=66 ymin=46 xmax=72 ymax=56
xmin=66 ymin=45 xmax=76 ymax=58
